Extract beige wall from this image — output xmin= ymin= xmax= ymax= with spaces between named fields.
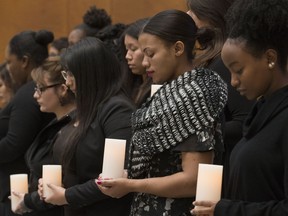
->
xmin=0 ymin=0 xmax=187 ymax=62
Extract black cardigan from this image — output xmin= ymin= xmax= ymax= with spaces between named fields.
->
xmin=24 ymin=112 xmax=75 ymax=215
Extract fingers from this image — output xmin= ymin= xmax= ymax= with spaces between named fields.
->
xmin=123 ymin=169 xmax=128 ymax=178
xmin=38 ymin=178 xmax=43 ymax=185
xmin=96 ymin=179 xmax=114 ymax=187
xmin=38 ymin=180 xmax=45 ymax=200
xmin=191 ymin=201 xmax=215 ymax=216
xmin=193 ymin=201 xmax=213 ymax=207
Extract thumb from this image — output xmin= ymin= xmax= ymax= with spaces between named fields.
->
xmin=12 ymin=191 xmax=21 ymax=198
xmin=47 ymin=183 xmax=57 ymax=190
xmin=193 ymin=200 xmax=214 ymax=207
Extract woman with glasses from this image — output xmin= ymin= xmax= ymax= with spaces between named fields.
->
xmin=10 ymin=56 xmax=75 ymax=216
xmin=0 ymin=30 xmax=55 ymax=216
xmin=38 ymin=37 xmax=135 ymax=216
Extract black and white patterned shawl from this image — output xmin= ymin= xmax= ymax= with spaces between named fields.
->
xmin=128 ymin=68 xmax=228 ymax=178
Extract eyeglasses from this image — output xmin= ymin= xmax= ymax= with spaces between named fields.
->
xmin=61 ymin=70 xmax=74 ymax=81
xmin=34 ymin=83 xmax=62 ymax=95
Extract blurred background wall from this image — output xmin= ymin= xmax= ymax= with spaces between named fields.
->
xmin=0 ymin=0 xmax=187 ymax=62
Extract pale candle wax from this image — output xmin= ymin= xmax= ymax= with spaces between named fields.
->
xmin=42 ymin=165 xmax=62 ymax=197
xmin=102 ymin=138 xmax=126 ymax=179
xmin=10 ymin=174 xmax=28 ymax=212
xmin=150 ymin=84 xmax=162 ymax=96
xmin=195 ymin=163 xmax=223 ymax=209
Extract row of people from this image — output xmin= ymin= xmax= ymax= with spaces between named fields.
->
xmin=1 ymin=8 xmax=227 ymax=216
xmin=1 ymin=0 xmax=287 ymax=215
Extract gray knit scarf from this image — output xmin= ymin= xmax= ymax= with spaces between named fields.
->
xmin=128 ymin=68 xmax=228 ymax=178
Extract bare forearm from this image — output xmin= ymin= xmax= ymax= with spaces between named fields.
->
xmin=129 ymin=172 xmax=197 ymax=198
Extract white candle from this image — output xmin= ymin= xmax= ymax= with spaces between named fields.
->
xmin=10 ymin=174 xmax=28 ymax=212
xmin=195 ymin=164 xmax=223 ymax=204
xmin=151 ymin=84 xmax=162 ymax=96
xmin=42 ymin=165 xmax=62 ymax=197
xmin=102 ymin=138 xmax=126 ymax=179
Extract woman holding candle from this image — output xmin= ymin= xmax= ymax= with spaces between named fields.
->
xmin=39 ymin=37 xmax=135 ymax=216
xmin=96 ymin=10 xmax=228 ymax=215
xmin=0 ymin=30 xmax=55 ymax=216
xmin=191 ymin=0 xmax=288 ymax=215
xmin=10 ymin=56 xmax=75 ymax=215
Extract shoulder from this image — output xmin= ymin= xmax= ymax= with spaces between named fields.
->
xmin=207 ymin=56 xmax=231 ymax=84
xmin=10 ymin=82 xmax=39 ymax=109
xmin=101 ymin=93 xmax=135 ymax=112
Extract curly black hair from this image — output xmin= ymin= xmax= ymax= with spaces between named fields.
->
xmin=73 ymin=5 xmax=112 ymax=37
xmin=83 ymin=5 xmax=112 ymax=29
xmin=225 ymin=0 xmax=288 ymax=70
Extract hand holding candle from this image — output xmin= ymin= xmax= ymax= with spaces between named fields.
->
xmin=102 ymin=138 xmax=126 ymax=179
xmin=42 ymin=165 xmax=62 ymax=197
xmin=10 ymin=174 xmax=28 ymax=212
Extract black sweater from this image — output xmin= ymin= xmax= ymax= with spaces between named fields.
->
xmin=215 ymin=85 xmax=288 ymax=216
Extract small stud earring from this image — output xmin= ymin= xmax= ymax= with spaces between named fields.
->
xmin=268 ymin=62 xmax=275 ymax=69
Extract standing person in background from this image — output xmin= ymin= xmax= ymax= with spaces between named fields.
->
xmin=49 ymin=37 xmax=69 ymax=56
xmin=94 ymin=22 xmax=127 ymax=66
xmin=38 ymin=37 xmax=135 ymax=216
xmin=68 ymin=5 xmax=112 ymax=46
xmin=0 ymin=63 xmax=15 ymax=110
xmin=192 ymin=0 xmax=288 ymax=215
xmin=97 ymin=10 xmax=228 ymax=215
xmin=0 ymin=30 xmax=55 ymax=216
xmin=186 ymin=0 xmax=253 ymax=193
xmin=120 ymin=18 xmax=152 ymax=107
xmin=11 ymin=56 xmax=75 ymax=216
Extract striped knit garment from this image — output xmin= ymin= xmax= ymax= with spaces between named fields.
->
xmin=128 ymin=67 xmax=228 ymax=178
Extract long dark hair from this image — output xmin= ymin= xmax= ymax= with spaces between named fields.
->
xmin=120 ymin=18 xmax=151 ymax=107
xmin=61 ymin=37 xmax=124 ymax=166
xmin=186 ymin=0 xmax=233 ymax=66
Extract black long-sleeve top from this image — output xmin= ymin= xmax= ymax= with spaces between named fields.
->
xmin=215 ymin=85 xmax=288 ymax=216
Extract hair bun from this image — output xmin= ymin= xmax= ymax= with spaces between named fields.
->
xmin=35 ymin=30 xmax=54 ymax=46
xmin=83 ymin=5 xmax=112 ymax=29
